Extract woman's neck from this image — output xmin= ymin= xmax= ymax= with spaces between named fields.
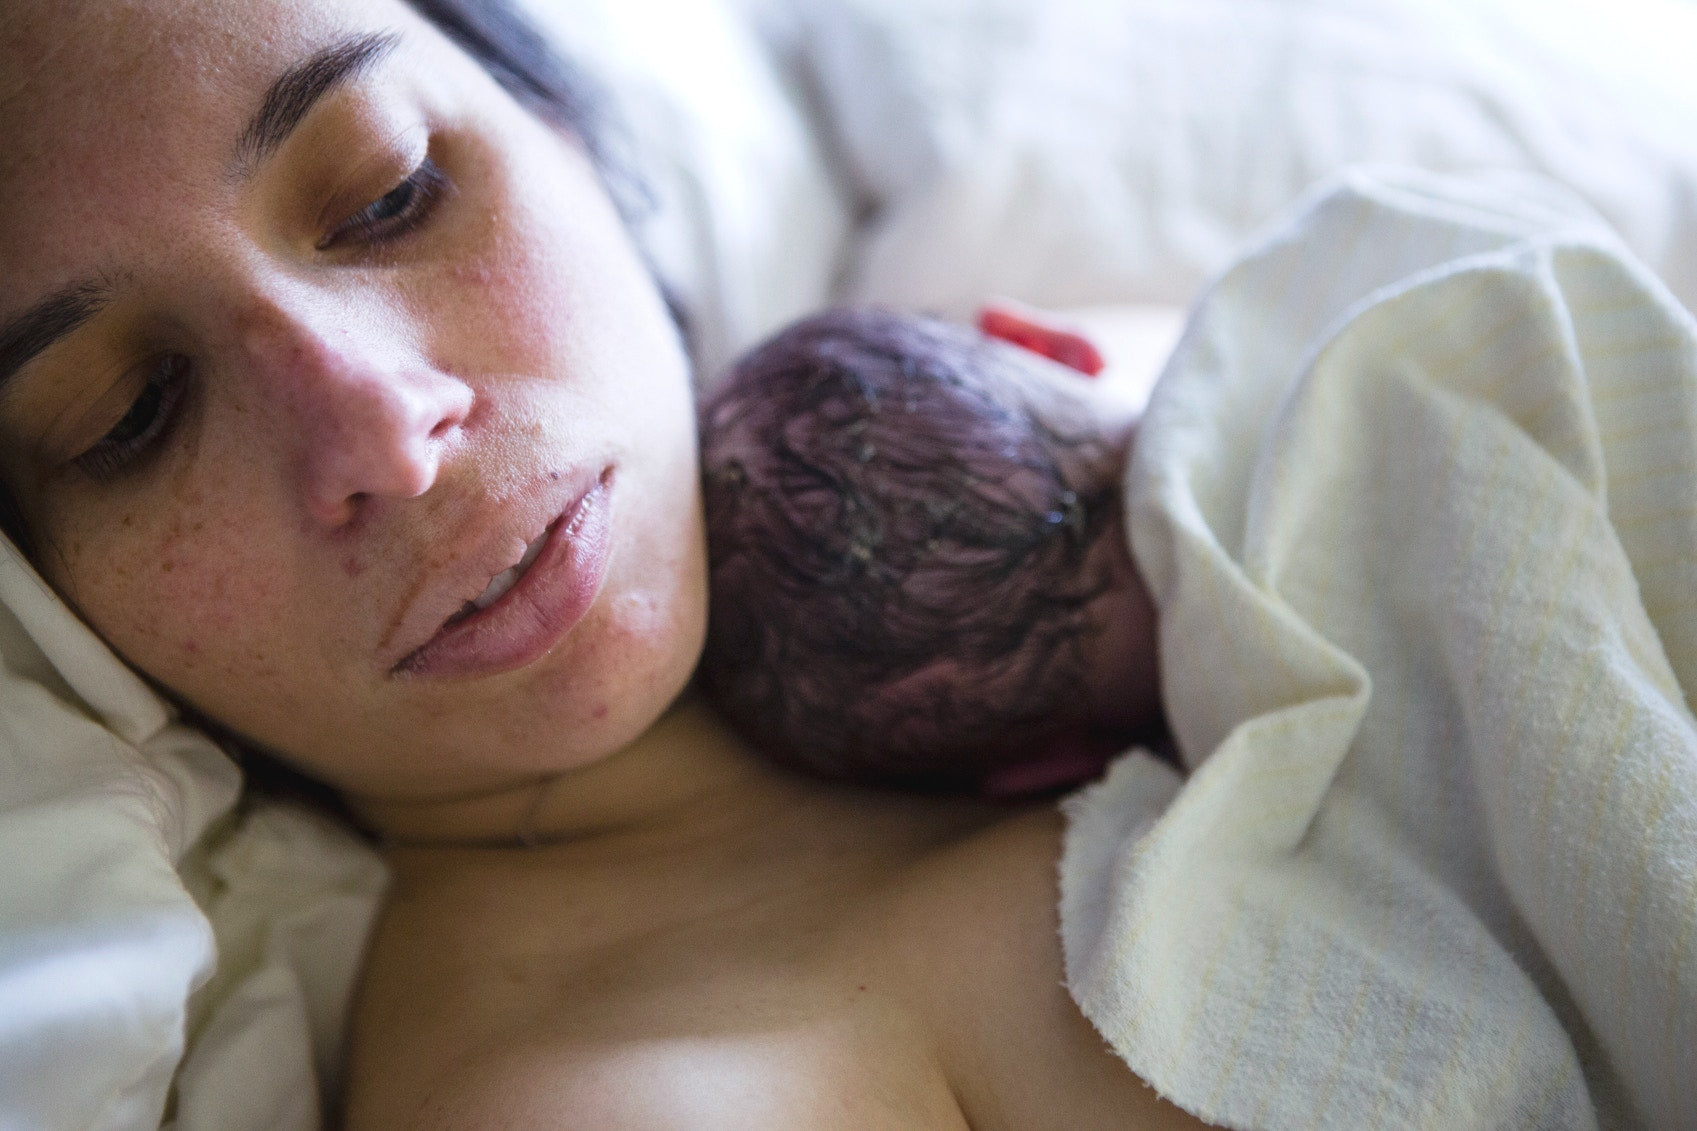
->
xmin=351 ymin=693 xmax=764 ymax=848
xmin=356 ymin=691 xmax=1008 ymax=864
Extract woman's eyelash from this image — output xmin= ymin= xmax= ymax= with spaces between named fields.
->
xmin=74 ymin=354 xmax=192 ymax=482
xmin=70 ymin=159 xmax=448 ymax=483
xmin=319 ymin=156 xmax=451 ymax=251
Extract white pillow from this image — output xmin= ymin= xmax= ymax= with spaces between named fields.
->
xmin=0 ymin=547 xmax=240 ymax=1129
xmin=791 ymin=0 xmax=1697 ymax=318
xmin=517 ymin=0 xmax=855 ymax=383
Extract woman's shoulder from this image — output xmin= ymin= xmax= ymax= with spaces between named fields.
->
xmin=877 ymin=806 xmax=1216 ymax=1130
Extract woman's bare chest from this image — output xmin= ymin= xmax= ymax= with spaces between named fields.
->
xmin=349 ymin=873 xmax=973 ymax=1128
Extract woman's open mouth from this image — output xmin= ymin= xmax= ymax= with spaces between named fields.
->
xmin=393 ymin=469 xmax=615 ymax=679
xmin=442 ymin=523 xmax=553 ymax=629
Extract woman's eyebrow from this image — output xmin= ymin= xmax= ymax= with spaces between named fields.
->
xmin=232 ymin=29 xmax=403 ymax=176
xmin=0 ymin=33 xmax=404 ymax=397
xmin=0 ymin=279 xmax=112 ymax=399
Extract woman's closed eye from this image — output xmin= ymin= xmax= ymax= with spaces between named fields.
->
xmin=74 ymin=353 xmax=191 ymax=482
xmin=319 ymin=155 xmax=451 ymax=251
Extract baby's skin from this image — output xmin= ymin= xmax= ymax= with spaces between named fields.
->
xmin=700 ymin=306 xmax=1165 ymax=795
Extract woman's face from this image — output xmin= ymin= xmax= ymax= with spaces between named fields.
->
xmin=0 ymin=0 xmax=707 ymax=800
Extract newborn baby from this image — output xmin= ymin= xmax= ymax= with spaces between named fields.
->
xmin=700 ymin=307 xmax=1165 ymax=795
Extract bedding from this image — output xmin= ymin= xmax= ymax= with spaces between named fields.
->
xmin=793 ymin=0 xmax=1697 ymax=321
xmin=518 ymin=0 xmax=852 ymax=379
xmin=1064 ymin=167 xmax=1697 ymax=1129
xmin=4 ymin=0 xmax=1697 ymax=1127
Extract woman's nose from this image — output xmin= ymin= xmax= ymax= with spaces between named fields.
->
xmin=239 ymin=304 xmax=474 ymax=528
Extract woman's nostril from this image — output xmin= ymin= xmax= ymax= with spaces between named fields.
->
xmin=428 ymin=384 xmax=473 ymax=441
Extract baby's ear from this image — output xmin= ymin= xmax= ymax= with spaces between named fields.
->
xmin=976 ymin=300 xmax=1106 ymax=377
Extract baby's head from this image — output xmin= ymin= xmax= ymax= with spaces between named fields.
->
xmin=700 ymin=308 xmax=1150 ymax=792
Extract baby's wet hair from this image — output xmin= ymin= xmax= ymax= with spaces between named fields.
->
xmin=700 ymin=309 xmax=1123 ymax=790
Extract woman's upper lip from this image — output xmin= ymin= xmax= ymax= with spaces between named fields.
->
xmin=378 ymin=470 xmax=604 ymax=671
xmin=392 ymin=469 xmax=614 ymax=679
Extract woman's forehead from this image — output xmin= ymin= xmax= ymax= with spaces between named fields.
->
xmin=0 ymin=0 xmax=422 ymax=309
xmin=1 ymin=0 xmax=417 ymax=167
xmin=3 ymin=0 xmax=397 ymax=112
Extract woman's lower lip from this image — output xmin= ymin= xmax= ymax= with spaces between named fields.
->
xmin=394 ymin=472 xmax=614 ymax=679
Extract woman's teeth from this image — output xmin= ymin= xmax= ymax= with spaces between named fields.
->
xmin=457 ymin=528 xmax=551 ymax=619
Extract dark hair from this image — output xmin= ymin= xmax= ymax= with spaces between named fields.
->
xmin=699 ymin=310 xmax=1124 ymax=790
xmin=401 ymin=0 xmax=648 ymax=226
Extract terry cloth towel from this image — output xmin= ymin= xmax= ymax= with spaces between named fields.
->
xmin=1059 ymin=168 xmax=1697 ymax=1130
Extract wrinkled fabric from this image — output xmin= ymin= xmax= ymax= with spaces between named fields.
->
xmin=1062 ymin=169 xmax=1697 ymax=1130
xmin=0 ymin=545 xmax=240 ymax=1129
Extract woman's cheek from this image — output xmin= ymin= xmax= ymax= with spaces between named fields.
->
xmin=67 ymin=510 xmax=290 ymax=689
xmin=443 ymin=232 xmax=573 ymax=379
